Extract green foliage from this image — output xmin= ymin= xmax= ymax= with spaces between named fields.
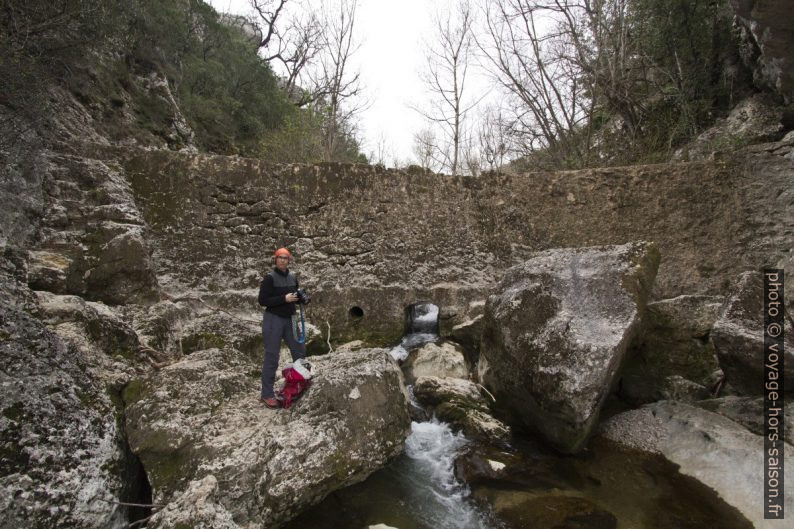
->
xmin=506 ymin=0 xmax=754 ymax=170
xmin=1 ymin=0 xmax=367 ymax=161
xmin=0 ymin=0 xmax=128 ymax=147
xmin=126 ymin=0 xmax=293 ymax=155
xmin=629 ymin=0 xmax=744 ymax=143
xmin=259 ymin=102 xmax=368 ymax=163
xmin=589 ymin=0 xmax=751 ymax=164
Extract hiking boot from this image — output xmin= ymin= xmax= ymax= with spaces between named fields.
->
xmin=259 ymin=396 xmax=281 ymax=409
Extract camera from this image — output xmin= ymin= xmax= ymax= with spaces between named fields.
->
xmin=295 ymin=288 xmax=311 ymax=305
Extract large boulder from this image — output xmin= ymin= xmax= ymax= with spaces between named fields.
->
xmin=712 ymin=271 xmax=793 ymax=394
xmin=413 ymin=376 xmax=509 ymax=441
xmin=125 ymin=347 xmax=411 ymax=529
xmin=403 ymin=341 xmax=469 ymax=382
xmin=598 ymin=401 xmax=793 ymax=528
xmin=479 ymin=242 xmax=659 ymax=453
xmin=620 ymin=295 xmax=724 ymax=405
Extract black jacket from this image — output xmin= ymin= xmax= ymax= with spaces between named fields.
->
xmin=258 ymin=268 xmax=298 ymax=317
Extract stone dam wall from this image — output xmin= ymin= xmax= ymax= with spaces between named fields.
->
xmin=83 ymin=141 xmax=792 ymax=348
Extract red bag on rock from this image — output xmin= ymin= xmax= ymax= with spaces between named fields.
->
xmin=277 ymin=358 xmax=314 ymax=409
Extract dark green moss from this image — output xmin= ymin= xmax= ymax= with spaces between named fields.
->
xmin=2 ymin=402 xmax=24 ymax=422
xmin=182 ymin=332 xmax=227 ymax=354
xmin=122 ymin=379 xmax=146 ymax=405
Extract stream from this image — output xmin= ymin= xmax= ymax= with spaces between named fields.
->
xmin=284 ymin=304 xmax=752 ymax=529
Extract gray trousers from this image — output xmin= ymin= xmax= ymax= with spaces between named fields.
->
xmin=261 ymin=311 xmax=306 ymax=398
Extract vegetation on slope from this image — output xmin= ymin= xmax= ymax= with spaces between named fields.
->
xmin=0 ymin=0 xmax=366 ymax=162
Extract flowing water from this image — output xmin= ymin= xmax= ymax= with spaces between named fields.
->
xmin=285 ymin=304 xmax=753 ymax=529
xmin=284 ymin=418 xmax=500 ymax=529
xmin=389 ymin=303 xmax=440 ymax=362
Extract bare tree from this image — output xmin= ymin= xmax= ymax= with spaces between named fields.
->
xmin=416 ymin=2 xmax=477 ymax=176
xmin=476 ymin=104 xmax=512 ymax=173
xmin=314 ymin=0 xmax=363 ymax=162
xmin=478 ymin=0 xmax=592 ymax=167
xmin=248 ymin=0 xmax=324 ymax=106
xmin=369 ymin=131 xmax=393 ymax=166
xmin=412 ymin=127 xmax=438 ymax=171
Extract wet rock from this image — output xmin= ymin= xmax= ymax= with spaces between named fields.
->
xmin=454 ymin=444 xmax=573 ymax=491
xmin=598 ymin=400 xmax=793 ymax=527
xmin=496 ymin=495 xmax=617 ymax=529
xmin=620 ymin=295 xmax=723 ymax=405
xmin=413 ymin=376 xmax=509 ymax=441
xmin=479 ymin=242 xmax=659 ymax=453
xmin=695 ymin=395 xmax=794 ymax=444
xmin=403 ymin=341 xmax=468 ymax=382
xmin=125 ymin=348 xmax=411 ymax=528
xmin=711 ymin=271 xmax=793 ymax=394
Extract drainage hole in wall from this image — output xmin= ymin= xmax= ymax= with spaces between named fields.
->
xmin=349 ymin=306 xmax=364 ymax=318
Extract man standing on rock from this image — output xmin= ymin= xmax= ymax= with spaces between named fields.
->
xmin=258 ymin=247 xmax=306 ymax=409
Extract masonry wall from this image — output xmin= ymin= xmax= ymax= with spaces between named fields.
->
xmin=102 ymin=143 xmax=792 ymax=347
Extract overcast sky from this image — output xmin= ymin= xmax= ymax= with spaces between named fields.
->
xmin=207 ymin=0 xmax=487 ymax=165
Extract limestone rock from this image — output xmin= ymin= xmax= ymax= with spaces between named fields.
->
xmin=125 ymin=348 xmax=411 ymax=528
xmin=27 ymin=250 xmax=73 ymax=292
xmin=84 ymin=227 xmax=159 ymax=305
xmin=696 ymin=396 xmax=794 ymax=445
xmin=0 ymin=265 xmax=127 ymax=528
xmin=674 ymin=94 xmax=785 ymax=161
xmin=479 ymin=242 xmax=659 ymax=453
xmin=657 ymin=375 xmax=711 ymax=402
xmin=598 ymin=401 xmax=792 ymax=528
xmin=620 ymin=295 xmax=723 ymax=405
xmin=178 ymin=311 xmax=262 ymax=361
xmin=121 ymin=300 xmax=192 ymax=360
xmin=0 ymin=147 xmax=47 ymax=249
xmin=35 ymin=291 xmax=141 ymax=357
xmin=732 ymin=0 xmax=794 ymax=103
xmin=712 ymin=271 xmax=793 ymax=394
xmin=148 ymin=475 xmax=239 ymax=529
xmin=413 ymin=376 xmax=509 ymax=441
xmin=404 ymin=341 xmax=469 ymax=382
xmin=336 ymin=340 xmax=366 ymax=353
xmin=447 ymin=312 xmax=484 ymax=367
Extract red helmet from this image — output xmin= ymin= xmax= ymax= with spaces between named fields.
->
xmin=274 ymin=247 xmax=292 ymax=259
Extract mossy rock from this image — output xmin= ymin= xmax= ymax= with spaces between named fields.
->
xmin=182 ymin=332 xmax=227 ymax=354
xmin=122 ymin=379 xmax=147 ymax=406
